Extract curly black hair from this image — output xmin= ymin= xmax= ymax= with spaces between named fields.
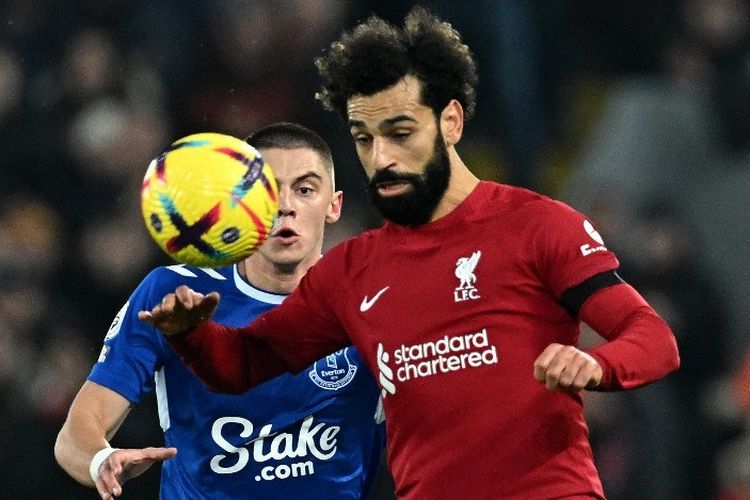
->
xmin=314 ymin=6 xmax=478 ymax=122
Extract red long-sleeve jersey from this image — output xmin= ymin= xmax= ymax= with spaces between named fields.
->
xmin=168 ymin=181 xmax=679 ymax=499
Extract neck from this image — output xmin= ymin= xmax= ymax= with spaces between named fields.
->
xmin=239 ymin=252 xmax=320 ymax=295
xmin=430 ymin=149 xmax=480 ymax=222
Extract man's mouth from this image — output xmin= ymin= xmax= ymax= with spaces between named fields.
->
xmin=272 ymin=227 xmax=300 ymax=243
xmin=376 ymin=180 xmax=413 ymax=197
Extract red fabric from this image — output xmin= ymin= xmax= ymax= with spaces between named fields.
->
xmin=165 ymin=321 xmax=304 ymax=393
xmin=167 ymin=181 xmax=680 ymax=499
xmin=581 ymin=283 xmax=680 ymax=390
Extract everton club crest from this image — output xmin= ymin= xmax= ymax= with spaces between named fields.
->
xmin=309 ymin=348 xmax=357 ymax=390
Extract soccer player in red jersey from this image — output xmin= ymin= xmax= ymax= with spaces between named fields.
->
xmin=140 ymin=7 xmax=680 ymax=499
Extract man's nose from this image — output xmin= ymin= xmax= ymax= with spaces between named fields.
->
xmin=370 ymin=137 xmax=396 ymax=171
xmin=277 ymin=189 xmax=295 ymax=217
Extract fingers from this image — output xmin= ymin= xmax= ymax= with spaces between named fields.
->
xmin=175 ymin=285 xmax=198 ymax=309
xmin=533 ymin=343 xmax=602 ymax=392
xmin=95 ymin=453 xmax=123 ymax=499
xmin=95 ymin=478 xmax=112 ymax=500
xmin=137 ymin=310 xmax=152 ymax=323
xmin=137 ymin=287 xmax=220 ymax=335
xmin=142 ymin=446 xmax=178 ymax=460
xmin=533 ymin=344 xmax=564 ymax=383
xmin=161 ymin=292 xmax=177 ymax=310
xmin=94 ymin=447 xmax=176 ymax=498
xmin=137 ymin=295 xmax=176 ymax=326
xmin=197 ymin=292 xmax=220 ymax=320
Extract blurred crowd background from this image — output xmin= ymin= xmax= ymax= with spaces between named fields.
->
xmin=1 ymin=0 xmax=749 ymax=498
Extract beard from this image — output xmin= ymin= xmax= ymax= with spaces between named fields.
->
xmin=366 ymin=132 xmax=451 ymax=227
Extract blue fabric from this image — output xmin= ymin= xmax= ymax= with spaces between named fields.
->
xmin=89 ymin=264 xmax=384 ymax=499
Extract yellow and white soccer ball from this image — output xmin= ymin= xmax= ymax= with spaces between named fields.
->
xmin=141 ymin=132 xmax=279 ymax=267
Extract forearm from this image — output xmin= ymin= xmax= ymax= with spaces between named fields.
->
xmin=55 ymin=411 xmax=114 ymax=486
xmin=55 ymin=382 xmax=131 ymax=486
xmin=163 ymin=275 xmax=352 ymax=394
xmin=167 ymin=311 xmax=349 ymax=394
xmin=581 ymin=284 xmax=681 ymax=390
xmin=166 ymin=320 xmax=294 ymax=393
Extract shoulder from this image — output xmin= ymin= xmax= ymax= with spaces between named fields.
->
xmin=135 ymin=264 xmax=234 ymax=303
xmin=147 ymin=263 xmax=231 ymax=280
xmin=481 ymin=183 xmax=583 ymax=231
xmin=331 ymin=228 xmax=382 ymax=254
xmin=497 ymin=184 xmax=572 ymax=214
xmin=315 ymin=229 xmax=383 ymax=275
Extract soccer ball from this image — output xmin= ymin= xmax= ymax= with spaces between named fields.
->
xmin=141 ymin=132 xmax=279 ymax=267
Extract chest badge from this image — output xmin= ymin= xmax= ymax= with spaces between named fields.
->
xmin=454 ymin=250 xmax=481 ymax=302
xmin=309 ymin=348 xmax=357 ymax=390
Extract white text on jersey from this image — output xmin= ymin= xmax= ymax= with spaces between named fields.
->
xmin=210 ymin=415 xmax=340 ymax=481
xmin=377 ymin=329 xmax=498 ymax=396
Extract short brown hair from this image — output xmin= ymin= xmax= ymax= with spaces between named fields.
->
xmin=245 ymin=122 xmax=335 ymax=188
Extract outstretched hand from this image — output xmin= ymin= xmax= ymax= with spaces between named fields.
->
xmin=138 ymin=285 xmax=220 ymax=336
xmin=94 ymin=447 xmax=177 ymax=499
xmin=533 ymin=343 xmax=602 ymax=392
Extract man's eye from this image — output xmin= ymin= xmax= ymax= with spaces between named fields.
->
xmin=298 ymin=187 xmax=313 ymax=195
xmin=353 ymin=135 xmax=371 ymax=145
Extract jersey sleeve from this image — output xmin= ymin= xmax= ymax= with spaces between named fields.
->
xmin=581 ymin=283 xmax=680 ymax=389
xmin=88 ymin=269 xmax=171 ymax=404
xmin=253 ymin=251 xmax=352 ymax=369
xmin=530 ymin=200 xmax=620 ymax=298
xmin=167 ymin=248 xmax=351 ymax=394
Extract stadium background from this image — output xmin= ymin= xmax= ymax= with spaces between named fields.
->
xmin=1 ymin=0 xmax=749 ymax=498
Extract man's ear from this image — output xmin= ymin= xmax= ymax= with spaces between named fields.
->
xmin=326 ymin=191 xmax=343 ymax=223
xmin=440 ymin=99 xmax=464 ymax=146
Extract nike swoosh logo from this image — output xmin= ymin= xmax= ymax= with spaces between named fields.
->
xmin=360 ymin=286 xmax=390 ymax=312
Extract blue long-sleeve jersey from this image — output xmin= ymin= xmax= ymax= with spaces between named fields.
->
xmin=89 ymin=263 xmax=384 ymax=499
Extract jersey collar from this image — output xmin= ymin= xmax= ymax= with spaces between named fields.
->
xmin=232 ymin=264 xmax=286 ymax=304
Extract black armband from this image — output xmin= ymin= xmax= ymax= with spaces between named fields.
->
xmin=560 ymin=270 xmax=625 ymax=317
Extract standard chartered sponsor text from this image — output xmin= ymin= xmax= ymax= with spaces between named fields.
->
xmin=394 ymin=328 xmax=498 ymax=381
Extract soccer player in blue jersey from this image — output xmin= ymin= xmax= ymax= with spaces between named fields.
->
xmin=54 ymin=122 xmax=385 ymax=499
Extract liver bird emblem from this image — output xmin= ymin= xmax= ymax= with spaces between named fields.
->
xmin=455 ymin=250 xmax=481 ymax=289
